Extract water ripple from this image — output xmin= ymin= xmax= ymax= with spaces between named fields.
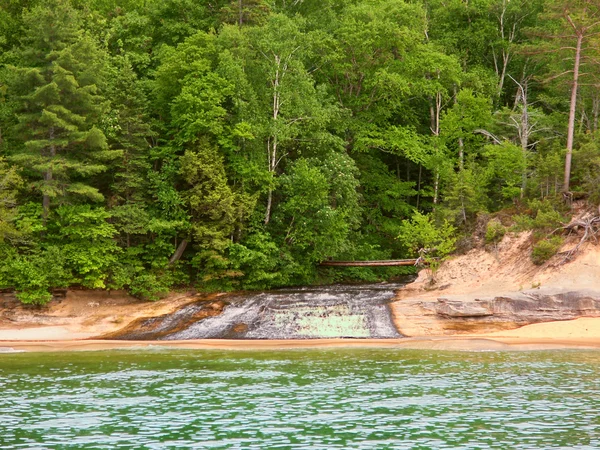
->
xmin=1 ymin=349 xmax=600 ymax=449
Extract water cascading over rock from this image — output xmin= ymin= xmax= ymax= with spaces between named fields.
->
xmin=111 ymin=284 xmax=405 ymax=340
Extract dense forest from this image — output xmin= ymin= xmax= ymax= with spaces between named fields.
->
xmin=0 ymin=0 xmax=598 ymax=304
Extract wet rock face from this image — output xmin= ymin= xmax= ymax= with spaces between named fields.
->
xmin=107 ymin=284 xmax=406 ymax=340
xmin=104 ymin=285 xmax=600 ymax=340
xmin=393 ymin=288 xmax=600 ymax=335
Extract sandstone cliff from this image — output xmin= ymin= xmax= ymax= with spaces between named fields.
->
xmin=391 ymin=229 xmax=600 ymax=336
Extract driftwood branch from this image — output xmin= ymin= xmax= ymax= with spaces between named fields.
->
xmin=551 ymin=210 xmax=600 ymax=264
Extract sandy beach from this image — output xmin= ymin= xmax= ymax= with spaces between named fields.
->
xmin=3 ymin=317 xmax=600 ymax=352
xmin=2 ymin=337 xmax=600 ymax=353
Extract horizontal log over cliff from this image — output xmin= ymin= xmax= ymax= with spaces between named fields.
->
xmin=320 ymin=259 xmax=422 ymax=267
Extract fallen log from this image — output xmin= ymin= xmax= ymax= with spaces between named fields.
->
xmin=319 ymin=259 xmax=423 ymax=267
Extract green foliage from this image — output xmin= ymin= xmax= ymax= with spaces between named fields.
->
xmin=398 ymin=212 xmax=457 ymax=266
xmin=276 ymin=154 xmax=361 ymax=264
xmin=0 ymin=0 xmax=599 ymax=301
xmin=8 ymin=0 xmax=113 ymax=217
xmin=440 ymin=89 xmax=492 ymax=155
xmin=485 ymin=219 xmax=506 ymax=244
xmin=0 ymin=246 xmax=71 ymax=305
xmin=482 ymin=142 xmax=526 ymax=203
xmin=440 ymin=165 xmax=488 ymax=224
xmin=181 ymin=139 xmax=236 ymax=252
xmin=573 ymin=136 xmax=600 ymax=204
xmin=531 ymin=236 xmax=563 ymax=265
xmin=511 ymin=214 xmax=535 ymax=232
xmin=515 ymin=199 xmax=568 ymax=231
xmin=511 ymin=199 xmax=568 ymax=232
xmin=46 ymin=205 xmax=120 ymax=288
xmin=127 ymin=273 xmax=171 ymax=301
xmin=0 ymin=158 xmax=23 ymax=243
xmin=226 ymin=231 xmax=288 ymax=290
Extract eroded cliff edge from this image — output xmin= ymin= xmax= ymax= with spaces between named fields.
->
xmin=391 ymin=231 xmax=600 ymax=336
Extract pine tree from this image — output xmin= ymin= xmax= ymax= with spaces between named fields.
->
xmin=9 ymin=0 xmax=115 ymax=220
xmin=526 ymin=0 xmax=600 ymax=195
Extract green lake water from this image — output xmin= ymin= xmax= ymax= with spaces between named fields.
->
xmin=1 ymin=349 xmax=600 ymax=449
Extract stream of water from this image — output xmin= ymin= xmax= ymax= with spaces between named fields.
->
xmin=2 ymin=348 xmax=600 ymax=449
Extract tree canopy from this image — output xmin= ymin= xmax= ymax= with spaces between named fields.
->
xmin=0 ymin=0 xmax=598 ymax=303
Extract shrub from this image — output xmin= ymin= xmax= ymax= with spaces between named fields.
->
xmin=533 ymin=208 xmax=564 ymax=230
xmin=15 ymin=289 xmax=52 ymax=306
xmin=511 ymin=214 xmax=535 ymax=232
xmin=128 ymin=273 xmax=170 ymax=301
xmin=510 ymin=200 xmax=567 ymax=232
xmin=398 ymin=212 xmax=457 ymax=276
xmin=0 ymin=246 xmax=72 ymax=306
xmin=531 ymin=236 xmax=563 ymax=265
xmin=485 ymin=219 xmax=506 ymax=244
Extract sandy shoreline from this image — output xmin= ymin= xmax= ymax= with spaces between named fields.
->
xmin=3 ymin=318 xmax=600 ymax=353
xmin=2 ymin=335 xmax=600 ymax=353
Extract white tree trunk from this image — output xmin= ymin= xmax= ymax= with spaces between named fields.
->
xmin=563 ymin=32 xmax=583 ymax=193
xmin=264 ymin=56 xmax=281 ymax=225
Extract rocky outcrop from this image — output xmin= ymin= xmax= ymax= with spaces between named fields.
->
xmin=391 ymin=288 xmax=600 ymax=336
xmin=102 ymin=284 xmax=405 ymax=340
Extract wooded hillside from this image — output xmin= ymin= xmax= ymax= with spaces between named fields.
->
xmin=0 ymin=0 xmax=598 ymax=303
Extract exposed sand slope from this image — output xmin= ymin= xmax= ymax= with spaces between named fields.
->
xmin=404 ymin=233 xmax=600 ymax=298
xmin=0 ymin=290 xmax=221 ymax=341
xmin=391 ymin=228 xmax=600 ymax=337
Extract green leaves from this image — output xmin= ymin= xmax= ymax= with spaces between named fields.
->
xmin=276 ymin=153 xmax=361 ymax=262
xmin=1 ymin=0 xmax=600 ymax=300
xmin=7 ymin=0 xmax=112 ymax=216
xmin=181 ymin=139 xmax=237 ymax=252
xmin=482 ymin=142 xmax=526 ymax=202
xmin=398 ymin=212 xmax=457 ymax=271
xmin=47 ymin=206 xmax=120 ymax=288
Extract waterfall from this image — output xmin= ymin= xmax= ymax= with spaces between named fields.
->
xmin=113 ymin=283 xmax=408 ymax=340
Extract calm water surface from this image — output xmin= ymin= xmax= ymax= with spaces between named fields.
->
xmin=1 ymin=349 xmax=600 ymax=449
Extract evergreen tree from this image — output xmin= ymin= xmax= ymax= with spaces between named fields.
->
xmin=8 ymin=0 xmax=115 ymax=220
xmin=526 ymin=0 xmax=600 ymax=194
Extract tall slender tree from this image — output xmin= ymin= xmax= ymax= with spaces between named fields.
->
xmin=528 ymin=0 xmax=600 ymax=195
xmin=9 ymin=0 xmax=114 ymax=220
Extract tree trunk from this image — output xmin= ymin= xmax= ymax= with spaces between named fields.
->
xmin=433 ymin=171 xmax=440 ymax=205
xmin=43 ymin=127 xmax=56 ymax=222
xmin=416 ymin=164 xmax=422 ymax=209
xmin=264 ymin=56 xmax=281 ymax=225
xmin=264 ymin=188 xmax=273 ymax=225
xmin=168 ymin=239 xmax=188 ymax=266
xmin=430 ymin=91 xmax=442 ymax=206
xmin=519 ymin=80 xmax=529 ymax=198
xmin=563 ymin=32 xmax=583 ymax=193
xmin=458 ymin=137 xmax=464 ymax=171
